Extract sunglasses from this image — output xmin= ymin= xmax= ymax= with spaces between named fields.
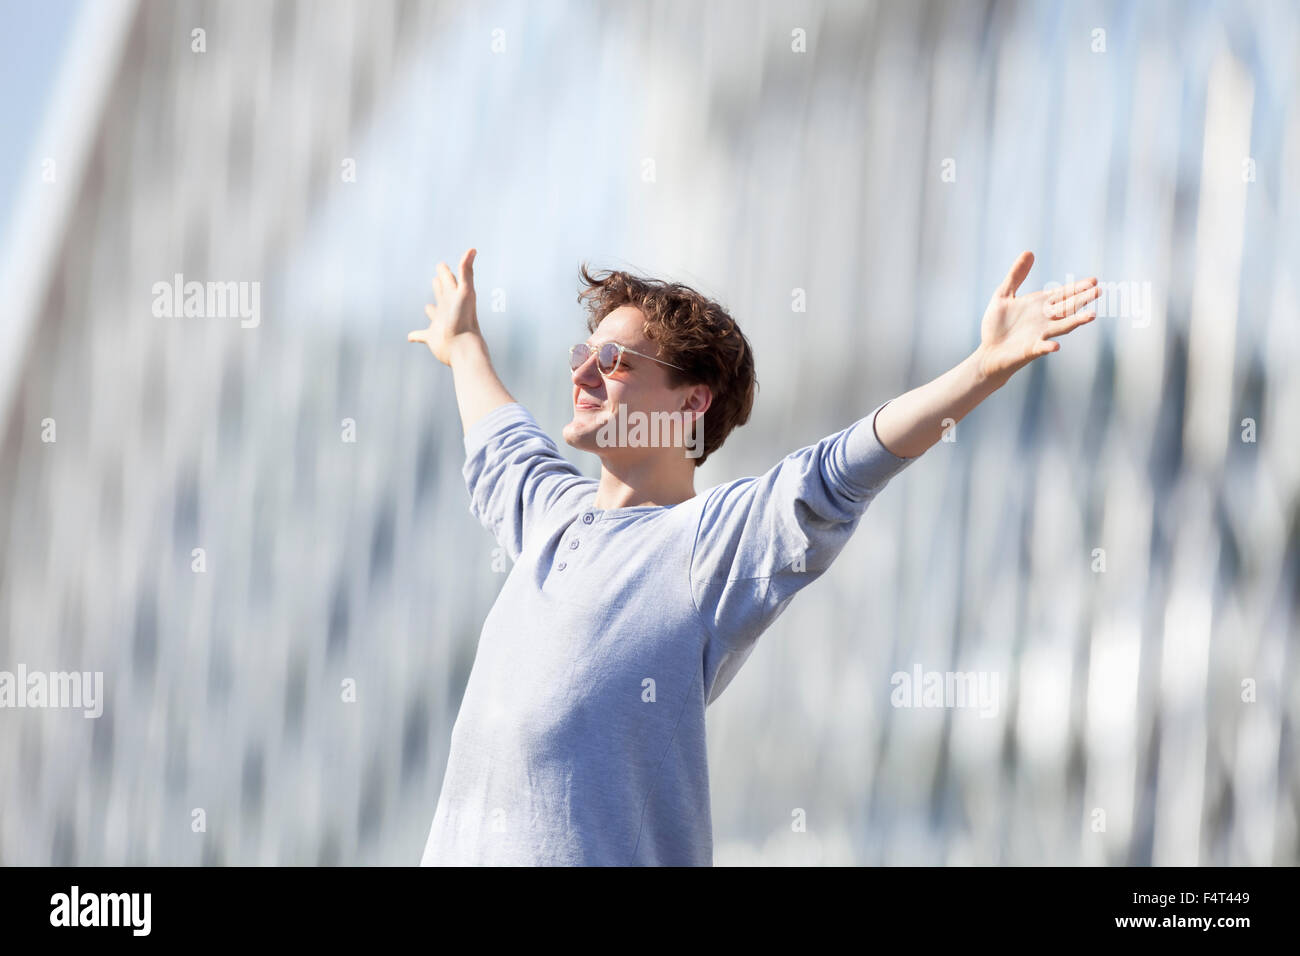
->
xmin=568 ymin=341 xmax=685 ymax=376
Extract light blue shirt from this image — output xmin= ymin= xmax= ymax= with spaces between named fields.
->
xmin=421 ymin=399 xmax=918 ymax=865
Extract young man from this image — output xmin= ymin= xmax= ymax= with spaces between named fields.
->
xmin=408 ymin=247 xmax=1100 ymax=865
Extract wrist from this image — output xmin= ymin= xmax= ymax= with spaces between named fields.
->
xmin=969 ymin=345 xmax=1008 ymax=395
xmin=448 ymin=333 xmax=489 ymax=367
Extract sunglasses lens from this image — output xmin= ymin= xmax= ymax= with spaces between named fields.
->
xmin=597 ymin=344 xmax=620 ymax=373
xmin=570 ymin=343 xmax=622 ymax=374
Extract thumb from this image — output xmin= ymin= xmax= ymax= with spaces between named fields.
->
xmin=997 ymin=250 xmax=1035 ymax=298
xmin=459 ymin=247 xmax=477 ymax=288
xmin=408 ymin=329 xmax=427 ymax=343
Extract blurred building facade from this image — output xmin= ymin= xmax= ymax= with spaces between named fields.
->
xmin=0 ymin=0 xmax=1296 ymax=865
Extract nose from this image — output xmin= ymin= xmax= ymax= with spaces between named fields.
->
xmin=571 ymin=349 xmax=602 ymax=388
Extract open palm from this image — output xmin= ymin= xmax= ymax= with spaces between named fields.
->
xmin=408 ymin=247 xmax=480 ymax=367
xmin=976 ymin=251 xmax=1100 ymax=389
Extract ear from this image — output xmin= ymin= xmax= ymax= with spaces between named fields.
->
xmin=680 ymin=384 xmax=712 ymax=419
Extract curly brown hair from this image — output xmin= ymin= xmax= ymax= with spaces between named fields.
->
xmin=576 ymin=263 xmax=757 ymax=467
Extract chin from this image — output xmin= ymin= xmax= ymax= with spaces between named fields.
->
xmin=565 ymin=416 xmax=607 ymax=452
xmin=561 ymin=421 xmax=590 ymax=446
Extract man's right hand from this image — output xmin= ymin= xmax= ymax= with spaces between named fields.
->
xmin=408 ymin=247 xmax=481 ymax=367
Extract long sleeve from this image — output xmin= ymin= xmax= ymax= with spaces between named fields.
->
xmin=461 ymin=402 xmax=592 ymax=562
xmin=689 ymin=400 xmax=918 ymax=701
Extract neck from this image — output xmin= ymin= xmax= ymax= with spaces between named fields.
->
xmin=592 ymin=455 xmax=696 ymax=510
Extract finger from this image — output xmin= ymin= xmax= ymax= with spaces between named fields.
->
xmin=459 ymin=247 xmax=476 ymax=289
xmin=997 ymin=251 xmax=1035 ymax=297
xmin=437 ymin=261 xmax=457 ymax=292
xmin=408 ymin=329 xmax=427 ymax=343
xmin=1035 ymin=340 xmax=1061 ymax=356
xmin=1046 ymin=284 xmax=1101 ymax=319
xmin=424 ymin=303 xmax=437 ymax=321
xmin=1044 ymin=306 xmax=1097 ymax=337
xmin=1047 ymin=276 xmax=1098 ymax=303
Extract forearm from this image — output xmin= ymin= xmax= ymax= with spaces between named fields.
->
xmin=448 ymin=334 xmax=517 ymax=435
xmin=873 ymin=347 xmax=1001 ymax=459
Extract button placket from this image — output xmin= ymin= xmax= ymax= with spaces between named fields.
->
xmin=557 ymin=511 xmax=596 ymax=573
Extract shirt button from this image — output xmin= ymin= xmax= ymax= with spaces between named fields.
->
xmin=582 ymin=514 xmax=594 ymax=524
xmin=569 ymin=539 xmax=580 ymax=550
xmin=557 ymin=561 xmax=567 ymax=571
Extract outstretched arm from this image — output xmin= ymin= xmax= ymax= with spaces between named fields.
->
xmin=874 ymin=251 xmax=1100 ymax=459
xmin=408 ymin=247 xmax=516 ymax=435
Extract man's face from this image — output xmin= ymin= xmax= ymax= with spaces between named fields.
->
xmin=562 ymin=305 xmax=710 ymax=462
